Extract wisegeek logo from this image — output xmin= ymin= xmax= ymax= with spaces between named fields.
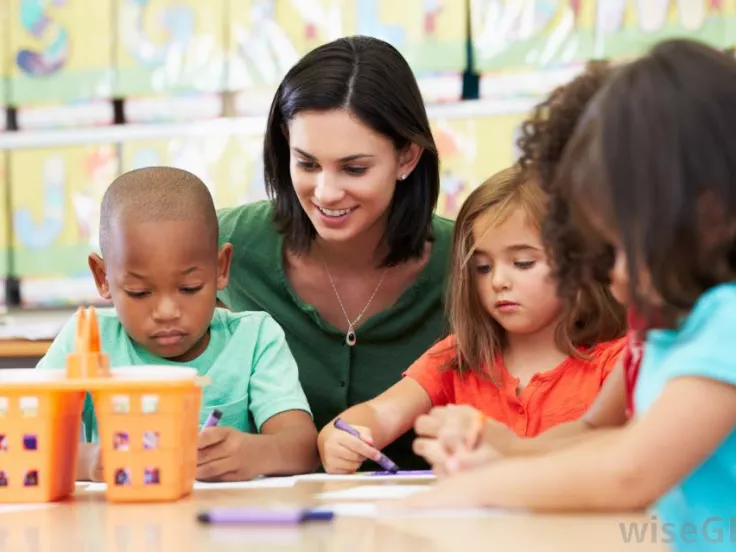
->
xmin=619 ymin=516 xmax=736 ymax=545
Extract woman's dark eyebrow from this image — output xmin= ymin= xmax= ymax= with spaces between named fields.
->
xmin=292 ymin=148 xmax=374 ymax=162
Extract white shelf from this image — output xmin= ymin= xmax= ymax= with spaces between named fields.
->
xmin=0 ymin=99 xmax=538 ymax=150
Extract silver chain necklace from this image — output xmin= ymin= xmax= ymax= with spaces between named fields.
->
xmin=321 ymin=259 xmax=388 ymax=347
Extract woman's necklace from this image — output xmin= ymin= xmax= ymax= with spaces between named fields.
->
xmin=321 ymin=259 xmax=388 ymax=347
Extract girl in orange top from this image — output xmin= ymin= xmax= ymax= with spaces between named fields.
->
xmin=317 ymin=165 xmax=627 ymax=474
xmin=412 ymin=61 xmax=649 ymax=476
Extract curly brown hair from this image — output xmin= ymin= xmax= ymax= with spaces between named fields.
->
xmin=515 ymin=60 xmax=617 ymax=301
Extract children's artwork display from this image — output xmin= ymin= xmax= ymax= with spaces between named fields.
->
xmin=228 ymin=0 xmax=466 ymax=109
xmin=115 ymin=0 xmax=227 ymax=97
xmin=120 ymin=133 xmax=267 ymax=209
xmin=8 ymin=145 xmax=119 ymax=306
xmin=275 ymin=0 xmax=465 ymax=75
xmin=432 ymin=110 xmax=528 ymax=219
xmin=7 ymin=0 xmax=114 ymax=104
xmin=226 ymin=0 xmax=299 ymax=110
xmin=0 ymin=153 xmax=8 ymax=279
xmin=473 ymin=0 xmax=733 ymax=97
xmin=0 ymin=2 xmax=8 ymax=115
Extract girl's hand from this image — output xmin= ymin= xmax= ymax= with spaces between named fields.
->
xmin=318 ymin=424 xmax=383 ymax=474
xmin=416 ymin=405 xmax=515 ymax=454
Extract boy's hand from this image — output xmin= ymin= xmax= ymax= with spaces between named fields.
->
xmin=89 ymin=446 xmax=105 ymax=482
xmin=197 ymin=427 xmax=260 ymax=481
xmin=318 ymin=424 xmax=383 ymax=474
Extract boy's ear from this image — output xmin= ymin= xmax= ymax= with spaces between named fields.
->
xmin=88 ymin=253 xmax=111 ymax=300
xmin=216 ymin=243 xmax=233 ymax=291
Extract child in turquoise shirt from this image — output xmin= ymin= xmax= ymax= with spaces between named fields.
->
xmin=37 ymin=167 xmax=318 ymax=482
xmin=394 ymin=39 xmax=735 ymax=552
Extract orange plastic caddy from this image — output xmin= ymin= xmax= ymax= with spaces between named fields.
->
xmin=0 ymin=307 xmax=203 ymax=503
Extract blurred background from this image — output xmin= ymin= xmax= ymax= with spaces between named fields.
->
xmin=0 ymin=0 xmax=732 ymax=360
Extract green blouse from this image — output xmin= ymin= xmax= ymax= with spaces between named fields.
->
xmin=217 ymin=200 xmax=453 ymax=469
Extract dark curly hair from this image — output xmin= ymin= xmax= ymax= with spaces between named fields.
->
xmin=556 ymin=39 xmax=736 ymax=324
xmin=516 ymin=60 xmax=618 ymax=301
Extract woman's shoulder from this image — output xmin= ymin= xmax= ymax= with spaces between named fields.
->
xmin=421 ymin=213 xmax=454 ymax=276
xmin=431 ymin=213 xmax=455 ymax=244
xmin=217 ymin=200 xmax=277 ymax=248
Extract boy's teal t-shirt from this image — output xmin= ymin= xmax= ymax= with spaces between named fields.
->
xmin=36 ymin=308 xmax=312 ymax=442
xmin=634 ymin=283 xmax=736 ymax=552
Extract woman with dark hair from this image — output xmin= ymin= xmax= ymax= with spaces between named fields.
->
xmin=217 ymin=36 xmax=453 ymax=469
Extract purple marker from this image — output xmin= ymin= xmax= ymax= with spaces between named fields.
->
xmin=200 ymin=409 xmax=222 ymax=432
xmin=333 ymin=417 xmax=399 ymax=474
xmin=197 ymin=507 xmax=334 ymax=525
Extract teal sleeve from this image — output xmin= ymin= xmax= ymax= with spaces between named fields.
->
xmin=663 ymin=294 xmax=736 ymax=388
xmin=35 ymin=313 xmax=78 ymax=371
xmin=35 ymin=312 xmax=96 ymax=442
xmin=247 ymin=315 xmax=312 ymax=432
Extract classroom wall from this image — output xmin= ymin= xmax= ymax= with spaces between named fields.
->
xmin=0 ymin=0 xmax=733 ymax=308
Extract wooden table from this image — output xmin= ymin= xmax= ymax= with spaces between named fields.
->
xmin=0 ymin=339 xmax=51 ymax=358
xmin=0 ymin=480 xmax=670 ymax=551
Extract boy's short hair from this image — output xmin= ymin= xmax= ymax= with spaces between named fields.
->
xmin=99 ymin=167 xmax=218 ymax=258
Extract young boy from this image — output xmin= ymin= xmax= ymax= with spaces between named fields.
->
xmin=36 ymin=167 xmax=319 ymax=482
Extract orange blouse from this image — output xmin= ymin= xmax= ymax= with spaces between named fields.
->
xmin=404 ymin=335 xmax=626 ymax=437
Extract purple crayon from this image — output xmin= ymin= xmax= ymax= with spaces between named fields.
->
xmin=333 ymin=417 xmax=399 ymax=474
xmin=197 ymin=507 xmax=334 ymax=525
xmin=200 ymin=409 xmax=222 ymax=432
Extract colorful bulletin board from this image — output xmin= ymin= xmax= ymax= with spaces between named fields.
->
xmin=8 ymin=145 xmax=119 ymax=305
xmin=274 ymin=0 xmax=466 ymax=75
xmin=0 ymin=153 xmax=8 ymax=278
xmin=228 ymin=0 xmax=466 ymax=108
xmin=431 ymin=110 xmax=528 ymax=219
xmin=7 ymin=0 xmax=114 ymax=104
xmin=120 ymin=133 xmax=267 ymax=209
xmin=115 ymin=0 xmax=227 ymax=97
xmin=0 ymin=1 xmax=8 ymax=111
xmin=473 ymin=0 xmax=733 ymax=92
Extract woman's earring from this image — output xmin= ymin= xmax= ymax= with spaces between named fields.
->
xmin=399 ymin=174 xmax=407 ymax=181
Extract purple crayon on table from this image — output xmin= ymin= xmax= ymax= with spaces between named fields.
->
xmin=200 ymin=409 xmax=222 ymax=432
xmin=197 ymin=507 xmax=334 ymax=525
xmin=370 ymin=470 xmax=434 ymax=476
xmin=333 ymin=417 xmax=399 ymax=474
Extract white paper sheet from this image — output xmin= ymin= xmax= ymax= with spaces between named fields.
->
xmin=84 ymin=476 xmax=297 ymax=493
xmin=298 ymin=472 xmax=437 ymax=482
xmin=316 ymin=484 xmax=431 ymax=501
xmin=312 ymin=502 xmax=519 ymax=518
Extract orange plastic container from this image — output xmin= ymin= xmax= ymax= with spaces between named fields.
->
xmin=0 ymin=306 xmax=203 ymax=503
xmin=0 ymin=371 xmax=85 ymax=502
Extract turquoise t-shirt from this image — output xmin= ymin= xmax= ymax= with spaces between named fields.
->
xmin=36 ymin=308 xmax=312 ymax=442
xmin=635 ymin=283 xmax=736 ymax=552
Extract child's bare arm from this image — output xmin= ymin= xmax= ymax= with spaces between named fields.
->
xmin=77 ymin=443 xmax=104 ymax=482
xmin=397 ymin=377 xmax=736 ymax=511
xmin=196 ymin=410 xmax=318 ymax=481
xmin=414 ymin=358 xmax=629 ymax=473
xmin=318 ymin=379 xmax=433 ymax=473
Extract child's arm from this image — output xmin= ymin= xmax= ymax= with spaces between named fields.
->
xmin=318 ymin=379 xmax=433 ymax=473
xmin=413 ymin=357 xmax=628 ymax=472
xmin=197 ymin=410 xmax=318 ymax=480
xmin=396 ymin=376 xmax=736 ymax=511
xmin=197 ymin=315 xmax=318 ymax=481
xmin=77 ymin=443 xmax=104 ymax=481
